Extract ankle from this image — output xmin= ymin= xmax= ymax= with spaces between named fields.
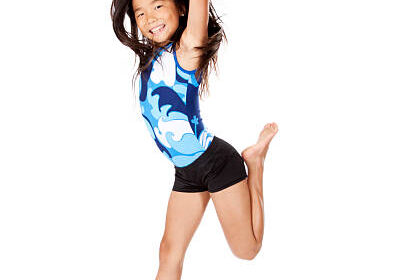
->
xmin=246 ymin=157 xmax=264 ymax=170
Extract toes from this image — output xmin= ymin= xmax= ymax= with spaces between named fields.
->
xmin=263 ymin=122 xmax=279 ymax=132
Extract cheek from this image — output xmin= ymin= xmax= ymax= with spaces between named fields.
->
xmin=167 ymin=14 xmax=179 ymax=29
xmin=136 ymin=21 xmax=147 ymax=34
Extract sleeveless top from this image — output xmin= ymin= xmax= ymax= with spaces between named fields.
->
xmin=138 ymin=42 xmax=215 ymax=167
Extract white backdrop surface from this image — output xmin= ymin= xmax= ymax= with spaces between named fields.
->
xmin=0 ymin=0 xmax=401 ymax=279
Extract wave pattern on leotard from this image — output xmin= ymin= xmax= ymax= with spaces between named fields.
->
xmin=139 ymin=43 xmax=214 ymax=167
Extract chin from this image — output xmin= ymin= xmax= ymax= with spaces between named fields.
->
xmin=150 ymin=36 xmax=171 ymax=45
xmin=149 ymin=29 xmax=175 ymax=44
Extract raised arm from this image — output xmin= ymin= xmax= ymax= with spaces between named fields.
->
xmin=182 ymin=0 xmax=209 ymax=47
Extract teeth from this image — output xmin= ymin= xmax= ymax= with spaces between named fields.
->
xmin=151 ymin=25 xmax=164 ymax=34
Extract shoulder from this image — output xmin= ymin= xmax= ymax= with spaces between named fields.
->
xmin=174 ymin=32 xmax=207 ymax=72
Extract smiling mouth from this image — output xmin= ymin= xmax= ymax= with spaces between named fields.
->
xmin=150 ymin=24 xmax=166 ymax=35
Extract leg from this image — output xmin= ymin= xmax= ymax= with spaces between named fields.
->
xmin=156 ymin=190 xmax=210 ymax=280
xmin=210 ymin=122 xmax=278 ymax=260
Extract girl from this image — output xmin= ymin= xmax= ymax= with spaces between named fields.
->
xmin=110 ymin=0 xmax=278 ymax=278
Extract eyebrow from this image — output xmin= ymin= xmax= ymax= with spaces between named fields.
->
xmin=133 ymin=0 xmax=164 ymax=13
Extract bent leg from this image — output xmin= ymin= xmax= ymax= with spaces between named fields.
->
xmin=210 ymin=122 xmax=278 ymax=260
xmin=156 ymin=190 xmax=210 ymax=280
xmin=210 ymin=174 xmax=263 ymax=260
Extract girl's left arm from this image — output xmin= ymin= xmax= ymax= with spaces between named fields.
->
xmin=182 ymin=0 xmax=209 ymax=47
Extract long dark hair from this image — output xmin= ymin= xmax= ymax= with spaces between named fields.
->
xmin=110 ymin=0 xmax=226 ymax=100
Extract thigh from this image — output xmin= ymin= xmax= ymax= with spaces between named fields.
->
xmin=210 ymin=178 xmax=257 ymax=254
xmin=160 ymin=190 xmax=211 ymax=255
xmin=205 ymin=136 xmax=248 ymax=193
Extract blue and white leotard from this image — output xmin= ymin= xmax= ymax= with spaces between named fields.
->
xmin=139 ymin=42 xmax=215 ymax=167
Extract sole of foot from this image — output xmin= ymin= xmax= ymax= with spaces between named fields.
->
xmin=241 ymin=122 xmax=279 ymax=165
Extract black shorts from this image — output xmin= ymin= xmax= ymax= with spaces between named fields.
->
xmin=173 ymin=136 xmax=248 ymax=193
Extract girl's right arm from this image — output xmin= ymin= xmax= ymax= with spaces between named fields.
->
xmin=181 ymin=0 xmax=209 ymax=48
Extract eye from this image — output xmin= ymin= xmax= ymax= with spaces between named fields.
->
xmin=155 ymin=5 xmax=163 ymax=10
xmin=137 ymin=13 xmax=144 ymax=18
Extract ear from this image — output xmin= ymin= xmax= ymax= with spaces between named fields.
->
xmin=179 ymin=4 xmax=186 ymax=16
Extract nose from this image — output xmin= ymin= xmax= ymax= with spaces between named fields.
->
xmin=147 ymin=10 xmax=157 ymax=24
xmin=147 ymin=17 xmax=156 ymax=24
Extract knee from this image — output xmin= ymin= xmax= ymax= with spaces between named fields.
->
xmin=232 ymin=242 xmax=262 ymax=261
xmin=158 ymin=239 xmax=185 ymax=266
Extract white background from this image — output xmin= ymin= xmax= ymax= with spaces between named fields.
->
xmin=1 ymin=0 xmax=401 ymax=279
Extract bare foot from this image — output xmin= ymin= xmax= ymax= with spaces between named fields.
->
xmin=241 ymin=122 xmax=279 ymax=166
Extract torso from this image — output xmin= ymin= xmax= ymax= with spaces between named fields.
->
xmin=138 ymin=42 xmax=214 ymax=167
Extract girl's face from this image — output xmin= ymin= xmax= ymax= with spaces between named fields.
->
xmin=132 ymin=0 xmax=182 ymax=44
